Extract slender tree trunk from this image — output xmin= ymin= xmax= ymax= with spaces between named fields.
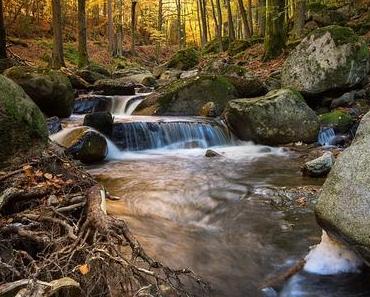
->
xmin=131 ymin=0 xmax=137 ymax=54
xmin=176 ymin=0 xmax=184 ymax=48
xmin=197 ymin=0 xmax=203 ymax=45
xmin=293 ymin=0 xmax=306 ymax=38
xmin=198 ymin=0 xmax=208 ymax=46
xmin=0 ymin=0 xmax=7 ymax=59
xmin=51 ymin=0 xmax=65 ymax=69
xmin=237 ymin=0 xmax=251 ymax=38
xmin=264 ymin=0 xmax=286 ymax=60
xmin=107 ymin=0 xmax=114 ymax=55
xmin=78 ymin=0 xmax=89 ymax=67
xmin=248 ymin=0 xmax=253 ymax=35
xmin=258 ymin=0 xmax=265 ymax=36
xmin=215 ymin=0 xmax=223 ymax=51
xmin=210 ymin=0 xmax=219 ymax=35
xmin=226 ymin=0 xmax=235 ymax=41
xmin=116 ymin=0 xmax=123 ymax=56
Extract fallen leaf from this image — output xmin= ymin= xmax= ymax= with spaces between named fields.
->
xmin=79 ymin=264 xmax=90 ymax=275
xmin=44 ymin=173 xmax=53 ymax=180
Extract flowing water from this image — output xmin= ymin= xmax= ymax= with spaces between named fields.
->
xmin=67 ymin=94 xmax=370 ymax=297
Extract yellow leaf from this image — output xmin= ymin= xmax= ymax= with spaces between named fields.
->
xmin=23 ymin=165 xmax=33 ymax=177
xmin=79 ymin=264 xmax=90 ymax=275
xmin=44 ymin=173 xmax=53 ymax=180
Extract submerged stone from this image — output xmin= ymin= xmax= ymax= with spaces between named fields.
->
xmin=302 ymin=151 xmax=335 ymax=177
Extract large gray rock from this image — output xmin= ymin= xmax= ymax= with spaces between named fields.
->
xmin=51 ymin=126 xmax=107 ymax=164
xmin=281 ymin=26 xmax=369 ymax=95
xmin=0 ymin=75 xmax=48 ymax=167
xmin=4 ymin=66 xmax=75 ymax=118
xmin=112 ymin=68 xmax=156 ymax=87
xmin=223 ymin=89 xmax=320 ymax=145
xmin=92 ymin=79 xmax=136 ymax=95
xmin=315 ymin=111 xmax=370 ymax=263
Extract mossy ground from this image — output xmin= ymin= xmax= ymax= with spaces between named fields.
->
xmin=319 ymin=110 xmax=354 ymax=132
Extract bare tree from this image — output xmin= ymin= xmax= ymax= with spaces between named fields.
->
xmin=131 ymin=0 xmax=138 ymax=54
xmin=51 ymin=0 xmax=65 ymax=69
xmin=108 ymin=0 xmax=114 ymax=55
xmin=226 ymin=0 xmax=235 ymax=41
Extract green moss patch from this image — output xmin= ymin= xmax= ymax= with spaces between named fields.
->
xmin=319 ymin=110 xmax=354 ymax=133
xmin=167 ymin=47 xmax=200 ymax=70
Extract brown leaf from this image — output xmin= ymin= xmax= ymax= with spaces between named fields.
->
xmin=23 ymin=165 xmax=33 ymax=177
xmin=79 ymin=264 xmax=90 ymax=275
xmin=44 ymin=173 xmax=53 ymax=180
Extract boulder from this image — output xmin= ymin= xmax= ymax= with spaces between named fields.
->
xmin=302 ymin=151 xmax=335 ymax=177
xmin=92 ymin=79 xmax=136 ymax=95
xmin=46 ymin=116 xmax=62 ymax=135
xmin=223 ymin=89 xmax=320 ymax=145
xmin=281 ymin=26 xmax=369 ymax=95
xmin=180 ymin=69 xmax=199 ymax=79
xmin=83 ymin=112 xmax=113 ymax=136
xmin=330 ymin=92 xmax=355 ymax=108
xmin=205 ymin=149 xmax=222 ymax=158
xmin=135 ymin=75 xmax=238 ymax=116
xmin=0 ymin=75 xmax=48 ymax=167
xmin=62 ymin=69 xmax=91 ymax=90
xmin=319 ymin=110 xmax=354 ymax=133
xmin=112 ymin=68 xmax=157 ymax=87
xmin=203 ymin=37 xmax=230 ymax=54
xmin=4 ymin=66 xmax=74 ymax=118
xmin=51 ymin=126 xmax=107 ymax=164
xmin=75 ymin=69 xmax=107 ymax=84
xmin=159 ymin=69 xmax=183 ymax=81
xmin=167 ymin=47 xmax=200 ymax=70
xmin=315 ymin=111 xmax=370 ymax=263
xmin=203 ymin=63 xmax=266 ymax=97
xmin=83 ymin=64 xmax=111 ymax=77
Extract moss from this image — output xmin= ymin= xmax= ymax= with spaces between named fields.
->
xmin=307 ymin=2 xmax=328 ymax=11
xmin=167 ymin=47 xmax=200 ymax=70
xmin=228 ymin=40 xmax=250 ymax=56
xmin=311 ymin=25 xmax=360 ymax=46
xmin=319 ymin=110 xmax=354 ymax=133
xmin=203 ymin=37 xmax=230 ymax=54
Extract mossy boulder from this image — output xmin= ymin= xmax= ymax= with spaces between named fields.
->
xmin=281 ymin=26 xmax=369 ymax=95
xmin=135 ymin=75 xmax=238 ymax=116
xmin=0 ymin=75 xmax=48 ymax=167
xmin=51 ymin=126 xmax=107 ymax=164
xmin=319 ymin=110 xmax=354 ymax=133
xmin=228 ymin=40 xmax=251 ymax=56
xmin=4 ymin=66 xmax=75 ymax=118
xmin=223 ymin=89 xmax=320 ymax=145
xmin=167 ymin=47 xmax=200 ymax=70
xmin=92 ymin=79 xmax=136 ymax=95
xmin=84 ymin=64 xmax=111 ymax=77
xmin=112 ymin=68 xmax=157 ymax=87
xmin=203 ymin=63 xmax=266 ymax=97
xmin=203 ymin=37 xmax=230 ymax=54
xmin=75 ymin=65 xmax=110 ymax=84
xmin=315 ymin=111 xmax=370 ymax=263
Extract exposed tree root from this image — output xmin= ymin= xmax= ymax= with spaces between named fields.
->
xmin=0 ymin=148 xmax=208 ymax=297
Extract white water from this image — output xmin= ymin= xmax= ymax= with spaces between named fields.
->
xmin=110 ymin=95 xmax=145 ymax=115
xmin=318 ymin=127 xmax=336 ymax=147
xmin=304 ymin=230 xmax=363 ymax=275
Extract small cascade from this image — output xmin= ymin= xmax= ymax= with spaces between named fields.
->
xmin=110 ymin=95 xmax=144 ymax=115
xmin=318 ymin=127 xmax=336 ymax=146
xmin=304 ymin=231 xmax=363 ymax=275
xmin=111 ymin=120 xmax=232 ymax=151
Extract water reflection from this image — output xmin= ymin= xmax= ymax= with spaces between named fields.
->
xmin=88 ymin=145 xmax=364 ymax=297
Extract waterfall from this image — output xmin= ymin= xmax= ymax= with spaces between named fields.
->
xmin=111 ymin=120 xmax=232 ymax=151
xmin=304 ymin=231 xmax=363 ymax=275
xmin=318 ymin=127 xmax=336 ymax=146
xmin=110 ymin=95 xmax=145 ymax=115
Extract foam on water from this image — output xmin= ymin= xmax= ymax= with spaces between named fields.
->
xmin=304 ymin=230 xmax=363 ymax=275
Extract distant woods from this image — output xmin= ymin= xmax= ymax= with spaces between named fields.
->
xmin=0 ymin=0 xmax=366 ymax=66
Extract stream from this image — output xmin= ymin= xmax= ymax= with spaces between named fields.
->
xmin=68 ymin=94 xmax=370 ymax=297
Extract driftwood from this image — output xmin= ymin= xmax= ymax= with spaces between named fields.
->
xmin=0 ymin=148 xmax=208 ymax=297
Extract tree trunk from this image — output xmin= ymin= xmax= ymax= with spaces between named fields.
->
xmin=116 ymin=0 xmax=123 ymax=56
xmin=0 ymin=0 xmax=7 ymax=59
xmin=210 ymin=0 xmax=219 ymax=34
xmin=131 ymin=0 xmax=137 ymax=54
xmin=197 ymin=0 xmax=203 ymax=45
xmin=51 ymin=0 xmax=65 ymax=69
xmin=198 ymin=0 xmax=208 ymax=46
xmin=158 ymin=0 xmax=163 ymax=32
xmin=78 ymin=0 xmax=89 ymax=68
xmin=107 ymin=0 xmax=114 ymax=55
xmin=258 ymin=0 xmax=265 ymax=36
xmin=226 ymin=0 xmax=235 ymax=41
xmin=247 ymin=0 xmax=253 ymax=35
xmin=176 ymin=0 xmax=184 ymax=48
xmin=293 ymin=0 xmax=306 ymax=38
xmin=215 ymin=0 xmax=223 ymax=51
xmin=237 ymin=0 xmax=251 ymax=38
xmin=264 ymin=0 xmax=286 ymax=60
